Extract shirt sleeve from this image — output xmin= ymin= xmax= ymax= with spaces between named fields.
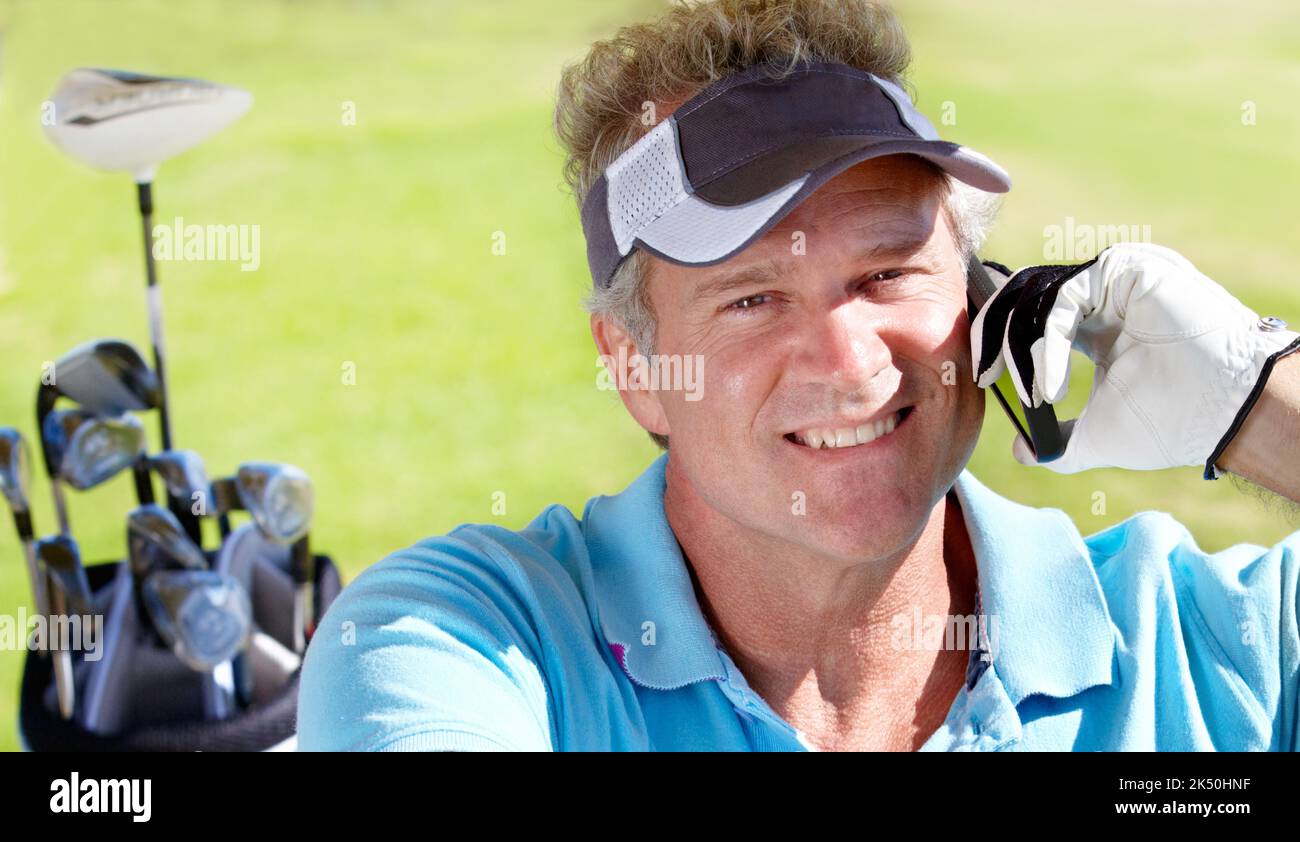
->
xmin=296 ymin=532 xmax=557 ymax=751
xmin=1170 ymin=527 xmax=1300 ymax=751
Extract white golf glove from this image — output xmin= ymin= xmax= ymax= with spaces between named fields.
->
xmin=970 ymin=242 xmax=1300 ymax=477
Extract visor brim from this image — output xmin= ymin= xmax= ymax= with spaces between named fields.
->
xmin=635 ymin=137 xmax=1011 ymax=270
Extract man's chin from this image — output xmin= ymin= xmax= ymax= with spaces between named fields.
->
xmin=778 ymin=475 xmax=936 ymax=556
xmin=784 ymin=462 xmax=923 ymax=516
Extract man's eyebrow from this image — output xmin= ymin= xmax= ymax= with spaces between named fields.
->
xmin=688 ymin=263 xmax=782 ymax=307
xmin=849 ymin=231 xmax=937 ymax=263
xmin=687 ymin=231 xmax=938 ymax=307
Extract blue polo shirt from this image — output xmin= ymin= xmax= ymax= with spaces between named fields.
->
xmin=297 ymin=455 xmax=1300 ymax=751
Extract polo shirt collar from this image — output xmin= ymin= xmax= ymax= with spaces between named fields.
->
xmin=950 ymin=469 xmax=1120 ymax=705
xmin=581 ymin=454 xmax=727 ymax=690
xmin=583 ymin=454 xmax=1119 ymax=705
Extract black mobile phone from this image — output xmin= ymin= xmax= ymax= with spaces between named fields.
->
xmin=965 ymin=256 xmax=1065 ymax=462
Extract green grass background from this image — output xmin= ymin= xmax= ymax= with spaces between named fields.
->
xmin=0 ymin=0 xmax=1297 ymax=750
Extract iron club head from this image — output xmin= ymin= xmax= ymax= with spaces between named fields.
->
xmin=127 ymin=503 xmax=208 ymax=577
xmin=35 ymin=534 xmax=89 ymax=721
xmin=141 ymin=570 xmax=251 ymax=672
xmin=1 ymin=428 xmax=48 ymax=621
xmin=0 ymin=427 xmax=32 ymax=517
xmin=43 ymin=339 xmax=160 ymax=419
xmin=42 ymin=409 xmax=147 ymax=491
xmin=233 ymin=462 xmax=314 ymax=545
xmin=148 ymin=450 xmax=210 ymax=513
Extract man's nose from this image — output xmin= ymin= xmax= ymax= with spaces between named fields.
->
xmin=795 ymin=305 xmax=892 ymax=389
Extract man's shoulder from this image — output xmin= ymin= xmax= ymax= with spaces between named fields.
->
xmin=1078 ymin=508 xmax=1299 ymax=624
xmin=317 ymin=457 xmax=670 ymax=672
xmin=1080 ymin=509 xmax=1299 ymax=731
xmin=345 ymin=502 xmax=601 ymax=625
xmin=1080 ymin=508 xmax=1298 ymax=586
xmin=298 ymin=503 xmax=623 ymax=751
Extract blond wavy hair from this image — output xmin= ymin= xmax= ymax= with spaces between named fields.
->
xmin=555 ymin=0 xmax=998 ymax=449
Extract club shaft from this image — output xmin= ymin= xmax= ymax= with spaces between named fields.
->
xmin=204 ymin=662 xmax=236 ymax=720
xmin=138 ymin=183 xmax=203 ymax=542
xmin=11 ymin=509 xmax=49 ymax=621
xmin=137 ymin=182 xmax=173 ymax=453
xmin=233 ymin=651 xmax=254 ymax=707
xmin=291 ymin=536 xmax=314 ymax=652
xmin=132 ymin=460 xmax=156 ymax=506
xmin=51 ymin=481 xmax=71 ymax=537
xmin=49 ymin=580 xmax=75 ymax=720
xmin=292 ymin=589 xmax=307 ymax=654
xmin=22 ymin=538 xmax=50 ymax=624
xmin=22 ymin=533 xmax=51 ymax=661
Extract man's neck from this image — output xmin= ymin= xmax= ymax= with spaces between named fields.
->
xmin=665 ymin=461 xmax=978 ymax=751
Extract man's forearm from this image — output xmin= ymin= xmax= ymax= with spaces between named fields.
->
xmin=1218 ymin=353 xmax=1300 ymax=504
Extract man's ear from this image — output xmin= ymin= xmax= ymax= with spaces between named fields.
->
xmin=591 ymin=313 xmax=670 ymax=439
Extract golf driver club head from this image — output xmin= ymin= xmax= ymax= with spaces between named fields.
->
xmin=48 ymin=339 xmax=160 ymax=418
xmin=235 ymin=462 xmax=314 ymax=545
xmin=127 ymin=503 xmax=208 ymax=577
xmin=141 ymin=569 xmax=251 ymax=672
xmin=42 ymin=409 xmax=146 ymax=491
xmin=42 ymin=68 xmax=252 ymax=183
xmin=148 ymin=449 xmax=209 ymax=513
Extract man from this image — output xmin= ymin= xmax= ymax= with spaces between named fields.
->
xmin=298 ymin=0 xmax=1300 ymax=751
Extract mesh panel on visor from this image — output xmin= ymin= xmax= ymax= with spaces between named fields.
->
xmin=605 ymin=115 xmax=811 ymax=265
xmin=636 ymin=175 xmax=807 ymax=263
xmin=606 ymin=119 xmax=690 ymax=255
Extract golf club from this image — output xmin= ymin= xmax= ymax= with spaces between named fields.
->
xmin=127 ymin=503 xmax=209 ymax=579
xmin=0 ymin=428 xmax=48 ymax=622
xmin=34 ymin=534 xmax=92 ymax=720
xmin=42 ymin=70 xmax=252 ymax=458
xmin=126 ymin=503 xmax=244 ymax=719
xmin=144 ymin=458 xmax=226 ymax=712
xmin=141 ymin=569 xmax=251 ymax=669
xmin=37 ymin=404 xmax=151 ymax=710
xmin=148 ymin=449 xmax=210 ymax=544
xmin=39 ymin=338 xmax=160 ymax=418
xmin=40 ymin=408 xmax=153 ymax=534
xmin=37 ymin=338 xmax=200 ymax=540
xmin=217 ymin=462 xmax=315 ymax=653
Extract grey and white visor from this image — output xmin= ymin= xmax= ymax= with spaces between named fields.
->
xmin=579 ymin=60 xmax=1012 ymax=290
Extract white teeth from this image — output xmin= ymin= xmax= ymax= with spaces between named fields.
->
xmin=794 ymin=409 xmax=904 ymax=450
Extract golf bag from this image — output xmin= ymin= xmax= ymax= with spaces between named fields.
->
xmin=18 ymin=526 xmax=342 ymax=752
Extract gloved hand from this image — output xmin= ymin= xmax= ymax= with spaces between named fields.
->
xmin=970 ymin=242 xmax=1300 ymax=477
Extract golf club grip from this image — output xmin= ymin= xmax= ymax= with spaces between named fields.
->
xmin=966 ymin=257 xmax=1065 ymax=462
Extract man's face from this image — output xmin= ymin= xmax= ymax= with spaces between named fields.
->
xmin=640 ymin=154 xmax=984 ymax=560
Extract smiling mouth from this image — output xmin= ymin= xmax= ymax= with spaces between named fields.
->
xmin=783 ymin=406 xmax=915 ymax=450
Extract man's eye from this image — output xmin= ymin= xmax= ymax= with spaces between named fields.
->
xmin=868 ymin=269 xmax=905 ymax=283
xmin=726 ymin=293 xmax=771 ymax=311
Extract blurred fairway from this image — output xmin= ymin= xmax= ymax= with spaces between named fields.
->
xmin=0 ymin=0 xmax=1297 ymax=750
